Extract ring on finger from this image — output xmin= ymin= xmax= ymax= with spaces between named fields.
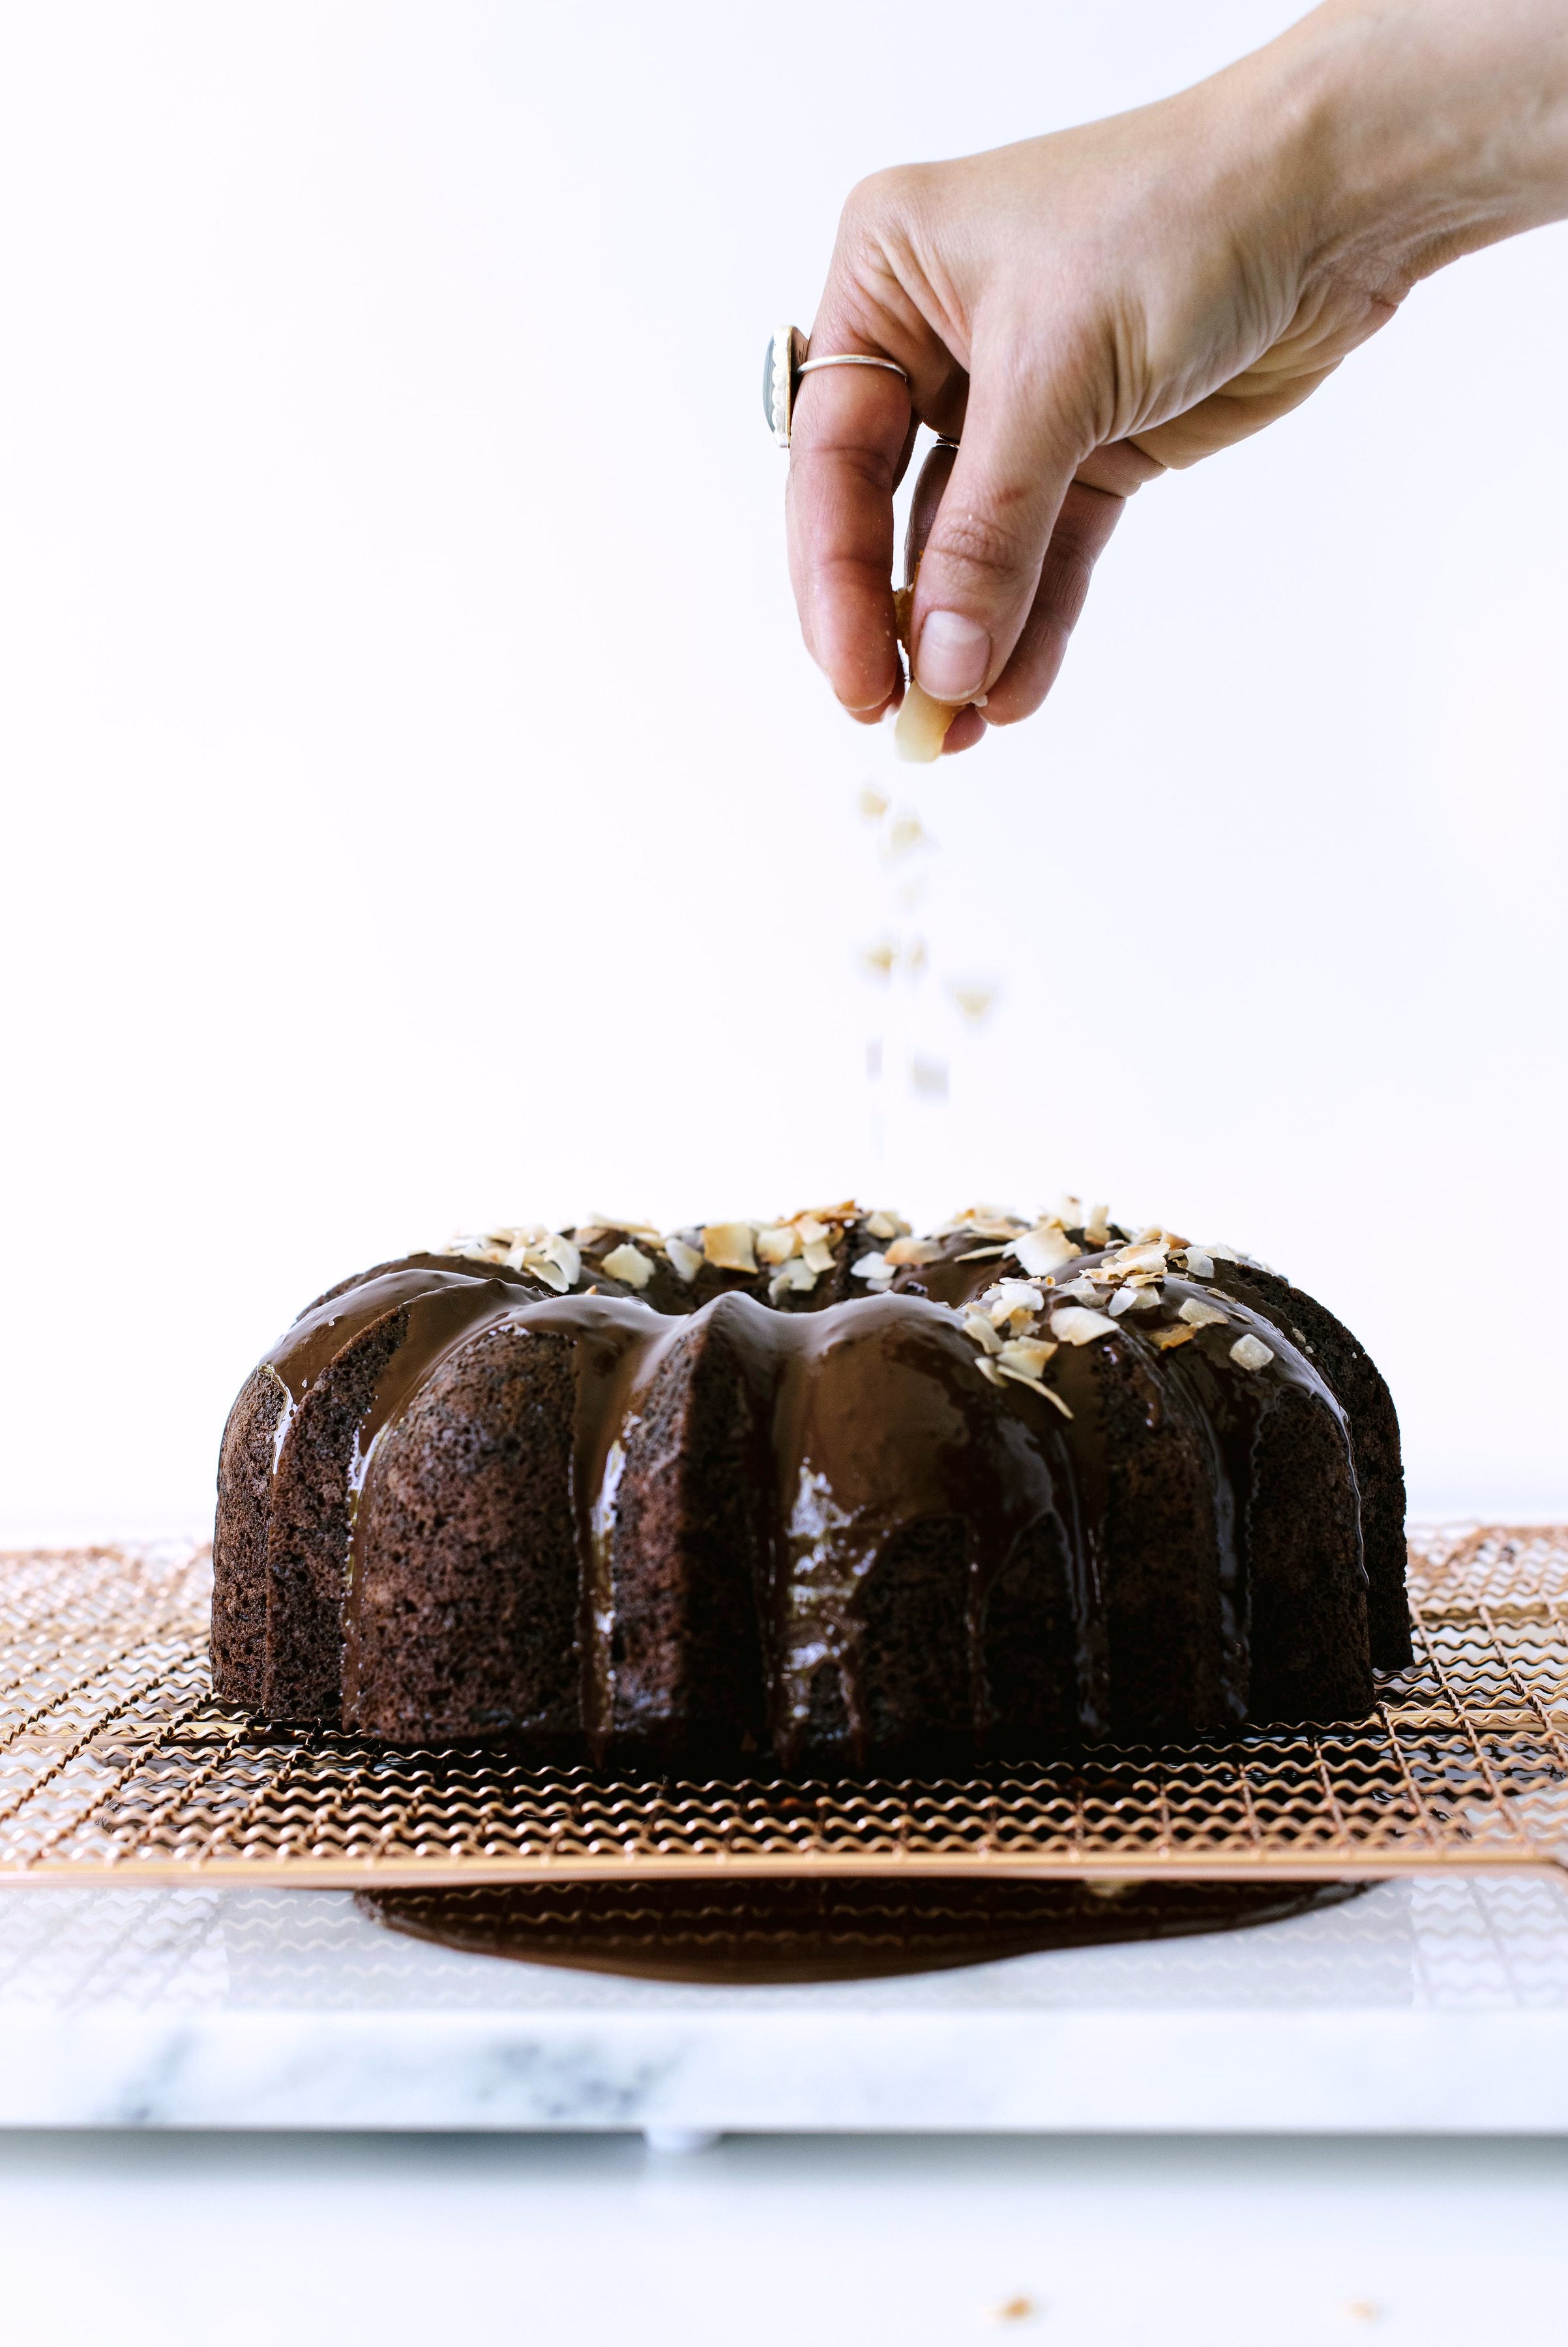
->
xmin=763 ymin=324 xmax=910 ymax=448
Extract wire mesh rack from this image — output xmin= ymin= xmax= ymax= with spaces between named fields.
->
xmin=0 ymin=1526 xmax=1563 ymax=1885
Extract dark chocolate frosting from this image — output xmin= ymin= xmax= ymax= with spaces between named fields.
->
xmin=357 ymin=1876 xmax=1366 ymax=1983
xmin=258 ymin=1226 xmax=1353 ymax=1758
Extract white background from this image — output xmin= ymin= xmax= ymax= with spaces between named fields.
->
xmin=1 ymin=1 xmax=1563 ymax=1537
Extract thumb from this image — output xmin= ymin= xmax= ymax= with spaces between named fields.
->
xmin=909 ymin=351 xmax=1082 ymax=703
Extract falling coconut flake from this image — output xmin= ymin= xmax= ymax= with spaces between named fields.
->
xmin=948 ymin=981 xmax=998 ymax=1025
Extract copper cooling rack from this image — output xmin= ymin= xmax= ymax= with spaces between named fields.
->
xmin=0 ymin=1528 xmax=1563 ymax=1885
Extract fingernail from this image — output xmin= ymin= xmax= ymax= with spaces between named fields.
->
xmin=915 ymin=610 xmax=991 ymax=701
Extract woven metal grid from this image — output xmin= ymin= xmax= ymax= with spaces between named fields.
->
xmin=0 ymin=1527 xmax=1563 ymax=1885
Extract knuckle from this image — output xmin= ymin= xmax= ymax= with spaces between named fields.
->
xmin=845 ymin=162 xmax=923 ymax=231
xmin=923 ymin=508 xmax=1033 ymax=592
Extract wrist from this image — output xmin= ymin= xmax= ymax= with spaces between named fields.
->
xmin=1228 ymin=0 xmax=1568 ymax=299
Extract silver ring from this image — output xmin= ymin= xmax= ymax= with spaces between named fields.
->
xmin=763 ymin=324 xmax=910 ymax=448
xmin=798 ymin=355 xmax=911 ymax=383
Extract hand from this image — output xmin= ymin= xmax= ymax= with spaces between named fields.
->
xmin=785 ymin=0 xmax=1568 ymax=754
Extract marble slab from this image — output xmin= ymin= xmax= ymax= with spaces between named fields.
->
xmin=1 ymin=1872 xmax=1565 ymax=2133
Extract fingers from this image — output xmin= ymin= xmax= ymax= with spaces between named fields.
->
xmin=979 ymin=477 xmax=1130 ymax=728
xmin=938 ymin=704 xmax=988 ymax=756
xmin=901 ymin=444 xmax=1146 ymax=745
xmin=902 ymin=438 xmax=957 ymax=587
xmin=785 ymin=360 xmax=913 ymax=718
xmin=906 ymin=348 xmax=1084 ymax=704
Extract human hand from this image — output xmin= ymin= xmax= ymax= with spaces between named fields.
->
xmin=785 ymin=0 xmax=1568 ymax=754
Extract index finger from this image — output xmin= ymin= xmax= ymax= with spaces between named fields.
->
xmin=785 ymin=362 xmax=914 ymax=718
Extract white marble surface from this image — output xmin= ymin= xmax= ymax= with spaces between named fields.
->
xmin=1 ymin=1872 xmax=1565 ymax=2133
xmin=3 ymin=2128 xmax=1566 ymax=2347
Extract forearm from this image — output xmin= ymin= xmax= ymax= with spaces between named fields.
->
xmin=1252 ymin=0 xmax=1568 ymax=298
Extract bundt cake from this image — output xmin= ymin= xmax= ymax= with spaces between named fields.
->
xmin=213 ymin=1200 xmax=1409 ymax=1768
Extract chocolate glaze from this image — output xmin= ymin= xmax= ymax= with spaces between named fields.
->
xmin=890 ymin=1237 xmax=1365 ymax=1725
xmin=356 ymin=1876 xmax=1367 ymax=1984
xmin=257 ymin=1235 xmax=1361 ymax=1761
xmin=260 ymin=1263 xmax=546 ymax=1468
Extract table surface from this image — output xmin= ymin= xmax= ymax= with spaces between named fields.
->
xmin=3 ymin=2126 xmax=1563 ymax=2347
xmin=3 ymin=1869 xmax=1566 ymax=2133
xmin=5 ymin=1875 xmax=1566 ymax=2343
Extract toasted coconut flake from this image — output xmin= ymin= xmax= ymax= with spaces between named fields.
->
xmin=703 ymin=1221 xmax=758 ymax=1275
xmin=794 ymin=1214 xmax=831 ymax=1247
xmin=1058 ymin=1276 xmax=1107 ymax=1305
xmin=1177 ymin=1296 xmax=1230 ymax=1329
xmin=1203 ymin=1242 xmax=1243 ymax=1263
xmin=802 ymin=1237 xmax=836 ymax=1275
xmin=962 ymin=1310 xmax=1002 ymax=1355
xmin=851 ymin=1250 xmax=893 ymax=1282
xmin=863 ymin=1208 xmax=906 ymax=1241
xmin=885 ymin=1236 xmax=941 ymax=1267
xmin=1108 ymin=1281 xmax=1165 ymax=1316
xmin=1108 ymin=1242 xmax=1168 ymax=1280
xmin=986 ymin=1278 xmax=1046 ymax=1329
xmin=1230 ymin=1333 xmax=1275 ymax=1372
xmin=936 ymin=1207 xmax=1028 ymax=1241
xmin=955 ymin=1243 xmax=1007 ymax=1262
xmin=973 ymin=1355 xmax=1005 ymax=1387
xmin=1149 ymin=1323 xmax=1197 ymax=1350
xmin=600 ymin=1243 xmax=654 ymax=1290
xmin=522 ymin=1254 xmax=572 ymax=1294
xmin=1035 ymin=1383 xmax=1074 ymax=1419
xmin=1183 ymin=1247 xmax=1216 ymax=1280
xmin=1050 ymin=1305 xmax=1119 ymax=1346
xmin=769 ymin=1257 xmax=820 ymax=1300
xmin=588 ymin=1213 xmax=659 ymax=1241
xmin=948 ymin=981 xmax=998 ymax=1025
xmin=999 ymin=1338 xmax=1058 ymax=1380
xmin=755 ymin=1224 xmax=799 ymax=1266
xmin=498 ymin=1229 xmax=580 ymax=1291
xmin=1011 ymin=1225 xmax=1082 ymax=1278
xmin=858 ymin=784 xmax=889 ymax=821
xmin=664 ymin=1236 xmax=703 ymax=1284
xmin=462 ymin=1235 xmax=500 ymax=1262
xmin=541 ymin=1233 xmax=582 ymax=1286
xmin=895 ymin=687 xmax=959 ymax=763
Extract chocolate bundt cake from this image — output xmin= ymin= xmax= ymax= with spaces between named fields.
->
xmin=213 ymin=1201 xmax=1408 ymax=1767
